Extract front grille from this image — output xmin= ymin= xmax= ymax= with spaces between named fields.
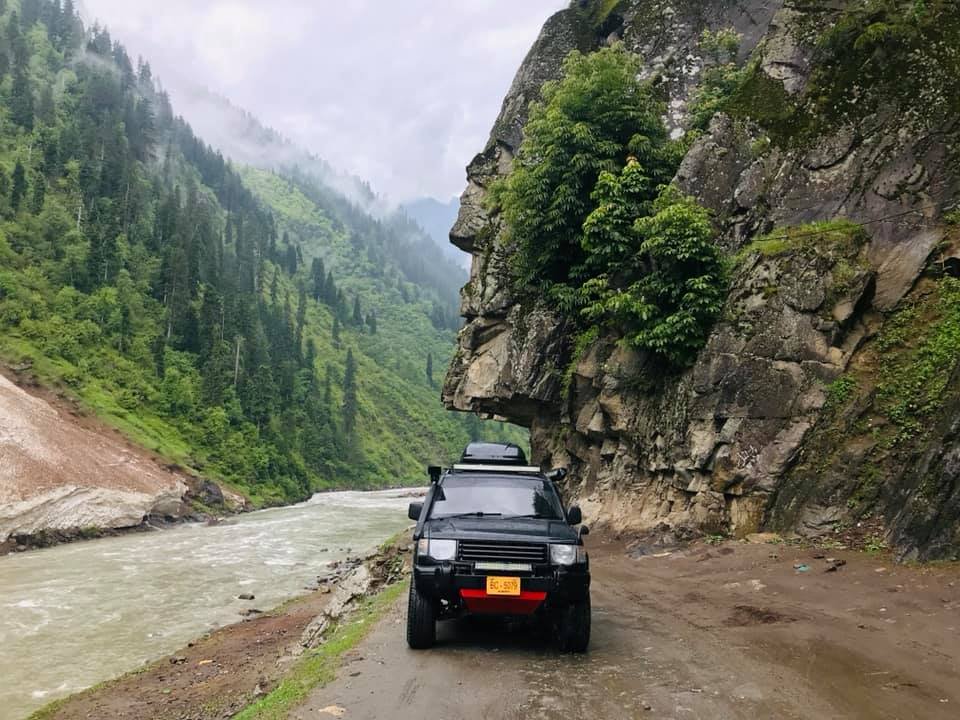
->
xmin=457 ymin=540 xmax=548 ymax=564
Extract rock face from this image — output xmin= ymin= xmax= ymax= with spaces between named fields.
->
xmin=443 ymin=0 xmax=960 ymax=559
xmin=0 ymin=372 xmax=232 ymax=547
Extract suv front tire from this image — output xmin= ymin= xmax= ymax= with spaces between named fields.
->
xmin=406 ymin=580 xmax=436 ymax=649
xmin=557 ymin=596 xmax=591 ymax=653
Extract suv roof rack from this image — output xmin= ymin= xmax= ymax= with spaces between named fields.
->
xmin=460 ymin=442 xmax=528 ymax=466
xmin=452 ymin=463 xmax=543 ymax=474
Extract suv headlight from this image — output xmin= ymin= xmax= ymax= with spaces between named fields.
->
xmin=417 ymin=538 xmax=457 ymax=561
xmin=550 ymin=544 xmax=587 ymax=566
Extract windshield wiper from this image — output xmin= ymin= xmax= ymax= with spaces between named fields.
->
xmin=436 ymin=512 xmax=503 ymax=519
xmin=504 ymin=514 xmax=556 ymax=519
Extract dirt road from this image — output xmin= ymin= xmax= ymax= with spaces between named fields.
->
xmin=294 ymin=538 xmax=959 ymax=720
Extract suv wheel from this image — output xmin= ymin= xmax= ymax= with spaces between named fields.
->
xmin=557 ymin=596 xmax=591 ymax=653
xmin=406 ymin=580 xmax=436 ymax=649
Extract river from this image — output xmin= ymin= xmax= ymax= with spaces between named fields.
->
xmin=0 ymin=489 xmax=417 ymax=720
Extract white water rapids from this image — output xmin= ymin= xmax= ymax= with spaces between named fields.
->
xmin=0 ymin=489 xmax=418 ymax=720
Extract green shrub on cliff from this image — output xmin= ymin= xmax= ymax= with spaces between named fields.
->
xmin=493 ymin=44 xmax=725 ymax=366
xmin=580 ymin=181 xmax=726 ymax=365
xmin=688 ymin=29 xmax=746 ymax=131
xmin=492 ymin=44 xmax=676 ymax=291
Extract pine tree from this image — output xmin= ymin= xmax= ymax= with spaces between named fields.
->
xmin=10 ymin=161 xmax=27 ymax=213
xmin=132 ymin=97 xmax=156 ymax=161
xmin=137 ymin=56 xmax=152 ymax=86
xmin=10 ymin=66 xmax=34 ymax=131
xmin=324 ymin=270 xmax=337 ymax=304
xmin=342 ymin=348 xmax=358 ymax=435
xmin=37 ymin=84 xmax=55 ymax=125
xmin=311 ymin=258 xmax=325 ymax=301
xmin=58 ymin=0 xmax=79 ymax=54
xmin=426 ymin=352 xmax=434 ymax=387
xmin=366 ymin=312 xmax=377 ymax=335
xmin=352 ymin=296 xmax=363 ymax=326
xmin=284 ymin=242 xmax=297 ymax=275
xmin=270 ymin=268 xmax=279 ymax=305
xmin=324 ymin=365 xmax=333 ymax=406
xmin=332 ymin=315 xmax=341 ymax=345
xmin=30 ymin=174 xmax=45 ymax=213
xmin=295 ymin=284 xmax=307 ymax=358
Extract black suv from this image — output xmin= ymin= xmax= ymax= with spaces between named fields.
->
xmin=406 ymin=443 xmax=591 ymax=652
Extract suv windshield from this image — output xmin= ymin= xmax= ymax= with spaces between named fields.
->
xmin=429 ymin=475 xmax=565 ymax=520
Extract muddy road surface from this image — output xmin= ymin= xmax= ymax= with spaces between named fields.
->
xmin=296 ymin=538 xmax=959 ymax=720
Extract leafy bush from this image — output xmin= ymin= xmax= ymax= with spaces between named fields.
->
xmin=580 ymin=182 xmax=726 ymax=365
xmin=493 ymin=46 xmax=725 ymax=366
xmin=688 ymin=29 xmax=747 ymax=131
xmin=493 ymin=44 xmax=677 ymax=292
xmin=826 ymin=376 xmax=858 ymax=407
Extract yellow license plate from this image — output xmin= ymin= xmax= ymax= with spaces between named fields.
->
xmin=486 ymin=576 xmax=521 ymax=596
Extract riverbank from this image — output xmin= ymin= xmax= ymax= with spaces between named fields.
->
xmin=0 ymin=363 xmax=425 ymax=558
xmin=27 ymin=536 xmax=411 ymax=720
xmin=0 ymin=365 xmax=252 ymax=557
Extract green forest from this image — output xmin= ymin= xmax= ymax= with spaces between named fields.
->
xmin=0 ymin=0 xmax=523 ymax=506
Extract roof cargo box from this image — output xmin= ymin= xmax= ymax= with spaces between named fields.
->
xmin=460 ymin=442 xmax=528 ymax=466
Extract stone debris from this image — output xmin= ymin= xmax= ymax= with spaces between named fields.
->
xmin=300 ymin=566 xmax=373 ymax=650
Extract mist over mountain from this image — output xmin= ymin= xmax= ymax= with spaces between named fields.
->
xmin=159 ymin=81 xmax=468 ymax=311
xmin=165 ymin=83 xmax=380 ymax=212
xmin=401 ymin=197 xmax=469 ymax=269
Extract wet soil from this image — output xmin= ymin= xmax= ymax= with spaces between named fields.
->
xmin=32 ymin=590 xmax=329 ymax=720
xmin=296 ymin=538 xmax=960 ymax=720
xmin=33 ymin=537 xmax=960 ymax=720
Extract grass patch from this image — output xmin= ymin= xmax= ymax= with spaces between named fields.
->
xmin=826 ymin=376 xmax=858 ymax=408
xmin=735 ymin=219 xmax=867 ymax=263
xmin=875 ymin=278 xmax=960 ymax=442
xmin=233 ymin=580 xmax=407 ymax=720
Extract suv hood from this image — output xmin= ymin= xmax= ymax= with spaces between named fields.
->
xmin=425 ymin=516 xmax=579 ymax=544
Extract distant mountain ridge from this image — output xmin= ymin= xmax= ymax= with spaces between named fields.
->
xmin=401 ymin=197 xmax=469 ymax=269
xmin=167 ymin=83 xmax=469 ymax=311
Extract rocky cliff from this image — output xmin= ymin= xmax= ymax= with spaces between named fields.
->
xmin=444 ymin=0 xmax=960 ymax=559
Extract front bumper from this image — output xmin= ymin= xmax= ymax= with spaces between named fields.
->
xmin=413 ymin=562 xmax=590 ymax=615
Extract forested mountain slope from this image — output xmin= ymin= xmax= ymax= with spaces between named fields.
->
xmin=0 ymin=0 xmax=522 ymax=508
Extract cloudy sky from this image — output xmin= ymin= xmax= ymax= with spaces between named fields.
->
xmin=78 ymin=0 xmax=566 ymax=203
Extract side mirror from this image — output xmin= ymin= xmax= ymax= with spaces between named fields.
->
xmin=546 ymin=468 xmax=568 ymax=483
xmin=408 ymin=502 xmax=424 ymax=521
xmin=427 ymin=466 xmax=442 ymax=483
xmin=566 ymin=505 xmax=582 ymax=526
xmin=579 ymin=525 xmax=590 ymax=537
